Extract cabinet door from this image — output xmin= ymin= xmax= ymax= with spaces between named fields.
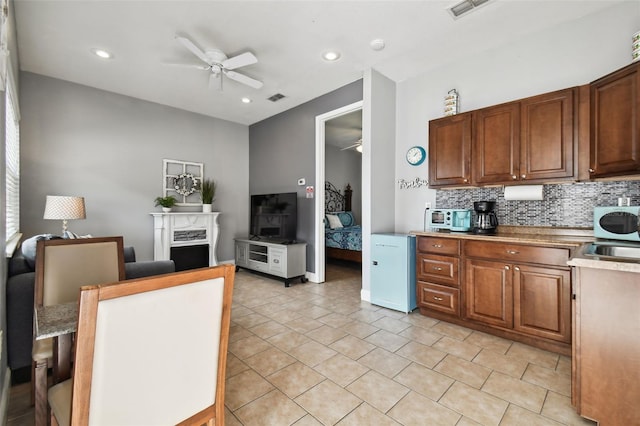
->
xmin=464 ymin=259 xmax=513 ymax=328
xmin=520 ymin=88 xmax=576 ymax=182
xmin=590 ymin=62 xmax=640 ymax=177
xmin=513 ymin=265 xmax=571 ymax=343
xmin=474 ymin=102 xmax=520 ymax=184
xmin=417 ymin=254 xmax=459 ymax=287
xmin=417 ymin=282 xmax=459 ymax=316
xmin=269 ymin=247 xmax=286 ymax=276
xmin=428 ymin=113 xmax=472 ymax=187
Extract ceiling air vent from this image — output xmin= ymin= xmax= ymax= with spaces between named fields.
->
xmin=448 ymin=0 xmax=491 ymax=19
xmin=267 ymin=93 xmax=286 ymax=102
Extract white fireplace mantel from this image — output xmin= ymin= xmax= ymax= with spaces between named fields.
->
xmin=150 ymin=212 xmax=220 ymax=267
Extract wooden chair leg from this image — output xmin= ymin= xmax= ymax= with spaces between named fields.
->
xmin=34 ymin=359 xmax=49 ymax=426
xmin=30 ymin=361 xmax=36 ymax=405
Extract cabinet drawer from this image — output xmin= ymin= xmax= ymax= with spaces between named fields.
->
xmin=417 ymin=237 xmax=460 ymax=256
xmin=464 ymin=240 xmax=570 ymax=267
xmin=417 ymin=254 xmax=459 ymax=287
xmin=417 ymin=282 xmax=459 ymax=316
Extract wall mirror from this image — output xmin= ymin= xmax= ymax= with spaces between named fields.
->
xmin=163 ymin=159 xmax=204 ymax=205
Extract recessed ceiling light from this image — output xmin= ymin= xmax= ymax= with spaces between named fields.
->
xmin=370 ymin=39 xmax=385 ymax=51
xmin=241 ymin=97 xmax=252 ymax=104
xmin=322 ymin=51 xmax=341 ymax=62
xmin=91 ymin=48 xmax=113 ymax=59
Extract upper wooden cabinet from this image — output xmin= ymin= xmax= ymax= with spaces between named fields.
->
xmin=474 ymin=101 xmax=521 ymax=184
xmin=429 ymin=88 xmax=577 ymax=188
xmin=474 ymin=88 xmax=577 ymax=185
xmin=428 ymin=113 xmax=472 ymax=187
xmin=589 ymin=61 xmax=640 ymax=178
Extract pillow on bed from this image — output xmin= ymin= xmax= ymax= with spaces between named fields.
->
xmin=326 ymin=214 xmax=343 ymax=229
xmin=337 ymin=212 xmax=355 ymax=227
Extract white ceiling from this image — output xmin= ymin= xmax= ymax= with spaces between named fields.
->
xmin=13 ymin=1 xmax=623 ymax=126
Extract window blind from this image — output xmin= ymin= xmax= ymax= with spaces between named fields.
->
xmin=5 ymin=66 xmax=19 ymax=241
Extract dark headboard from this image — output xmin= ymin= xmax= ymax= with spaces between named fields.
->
xmin=325 ymin=181 xmax=352 ymax=212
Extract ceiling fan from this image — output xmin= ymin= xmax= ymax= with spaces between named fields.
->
xmin=173 ymin=35 xmax=263 ymax=90
xmin=341 ymin=139 xmax=363 ymax=152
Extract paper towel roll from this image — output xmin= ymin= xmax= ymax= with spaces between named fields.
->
xmin=503 ymin=185 xmax=544 ymax=201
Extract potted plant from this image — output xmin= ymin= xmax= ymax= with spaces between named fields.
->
xmin=154 ymin=195 xmax=177 ymax=212
xmin=200 ymin=179 xmax=216 ymax=212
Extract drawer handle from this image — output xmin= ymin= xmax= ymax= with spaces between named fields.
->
xmin=432 ymin=244 xmax=443 ymax=248
xmin=432 ymin=266 xmax=443 ymax=271
xmin=273 ymin=259 xmax=279 ymax=264
xmin=433 ymin=296 xmax=444 ymax=301
xmin=506 ymin=250 xmax=520 ymax=255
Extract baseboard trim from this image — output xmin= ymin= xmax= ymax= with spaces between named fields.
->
xmin=360 ymin=289 xmax=371 ymax=302
xmin=0 ymin=367 xmax=11 ymax=425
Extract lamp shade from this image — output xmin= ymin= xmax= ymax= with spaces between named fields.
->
xmin=43 ymin=196 xmax=86 ymax=220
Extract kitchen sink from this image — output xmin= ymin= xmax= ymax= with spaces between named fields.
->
xmin=584 ymin=241 xmax=640 ymax=261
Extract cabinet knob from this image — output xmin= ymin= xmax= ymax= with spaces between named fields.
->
xmin=463 ymin=178 xmax=469 ymax=183
xmin=589 ymin=168 xmax=595 ymax=173
xmin=521 ymin=174 xmax=526 ymax=179
xmin=433 ymin=296 xmax=444 ymax=301
xmin=511 ymin=175 xmax=517 ymax=180
xmin=505 ymin=265 xmax=510 ymax=270
xmin=432 ymin=244 xmax=442 ymax=248
xmin=514 ymin=266 xmax=520 ymax=271
xmin=506 ymin=250 xmax=520 ymax=255
xmin=433 ymin=266 xmax=443 ymax=271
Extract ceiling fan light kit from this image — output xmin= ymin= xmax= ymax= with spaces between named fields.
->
xmin=173 ymin=35 xmax=263 ymax=90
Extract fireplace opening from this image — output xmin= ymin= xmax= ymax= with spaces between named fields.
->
xmin=170 ymin=244 xmax=209 ymax=272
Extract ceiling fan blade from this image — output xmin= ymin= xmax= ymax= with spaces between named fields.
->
xmin=175 ymin=36 xmax=211 ymax=65
xmin=224 ymin=70 xmax=263 ymax=89
xmin=164 ymin=62 xmax=210 ymax=70
xmin=341 ymin=142 xmax=362 ymax=151
xmin=222 ymin=52 xmax=258 ymax=70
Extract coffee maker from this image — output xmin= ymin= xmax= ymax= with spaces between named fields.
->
xmin=473 ymin=201 xmax=498 ymax=234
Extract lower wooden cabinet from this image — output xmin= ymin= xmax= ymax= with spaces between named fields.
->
xmin=464 ymin=259 xmax=513 ymax=328
xmin=513 ymin=264 xmax=570 ymax=343
xmin=416 ymin=236 xmax=574 ymax=355
xmin=417 ymin=282 xmax=459 ymax=316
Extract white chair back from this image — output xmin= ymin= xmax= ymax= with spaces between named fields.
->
xmin=65 ymin=265 xmax=234 ymax=425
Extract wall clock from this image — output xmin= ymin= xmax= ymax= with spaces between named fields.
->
xmin=406 ymin=146 xmax=426 ymax=166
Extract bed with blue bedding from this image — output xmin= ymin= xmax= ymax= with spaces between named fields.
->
xmin=325 ymin=182 xmax=362 ymax=263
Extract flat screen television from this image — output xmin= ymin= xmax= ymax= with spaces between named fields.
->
xmin=250 ymin=192 xmax=298 ymax=242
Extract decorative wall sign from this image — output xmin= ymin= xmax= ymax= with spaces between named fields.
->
xmin=398 ymin=177 xmax=429 ymax=189
xmin=163 ymin=159 xmax=204 ymax=205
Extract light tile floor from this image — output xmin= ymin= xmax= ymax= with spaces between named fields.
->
xmin=8 ymin=261 xmax=596 ymax=426
xmin=224 ymin=262 xmax=595 ymax=426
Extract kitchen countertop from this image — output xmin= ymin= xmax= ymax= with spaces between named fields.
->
xmin=411 ymin=225 xmax=594 ymax=247
xmin=412 ymin=225 xmax=640 ymax=272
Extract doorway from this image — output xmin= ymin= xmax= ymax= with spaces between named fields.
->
xmin=314 ymin=101 xmax=363 ymax=283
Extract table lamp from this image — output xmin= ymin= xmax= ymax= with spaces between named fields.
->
xmin=43 ymin=195 xmax=86 ymax=237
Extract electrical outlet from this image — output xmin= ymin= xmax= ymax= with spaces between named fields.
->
xmin=425 ymin=202 xmax=431 ymax=209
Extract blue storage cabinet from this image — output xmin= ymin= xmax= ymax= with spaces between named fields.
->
xmin=370 ymin=234 xmax=417 ymax=313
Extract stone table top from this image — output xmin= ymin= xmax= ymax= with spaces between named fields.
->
xmin=35 ymin=302 xmax=78 ymax=340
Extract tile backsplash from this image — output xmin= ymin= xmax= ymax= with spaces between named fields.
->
xmin=436 ymin=181 xmax=640 ymax=228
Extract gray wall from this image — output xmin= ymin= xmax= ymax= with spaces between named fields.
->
xmin=20 ymin=72 xmax=249 ymax=262
xmin=249 ymin=80 xmax=363 ymax=273
xmin=325 ymin=145 xmax=362 ymax=223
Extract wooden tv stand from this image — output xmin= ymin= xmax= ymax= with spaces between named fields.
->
xmin=234 ymin=238 xmax=307 ymax=287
